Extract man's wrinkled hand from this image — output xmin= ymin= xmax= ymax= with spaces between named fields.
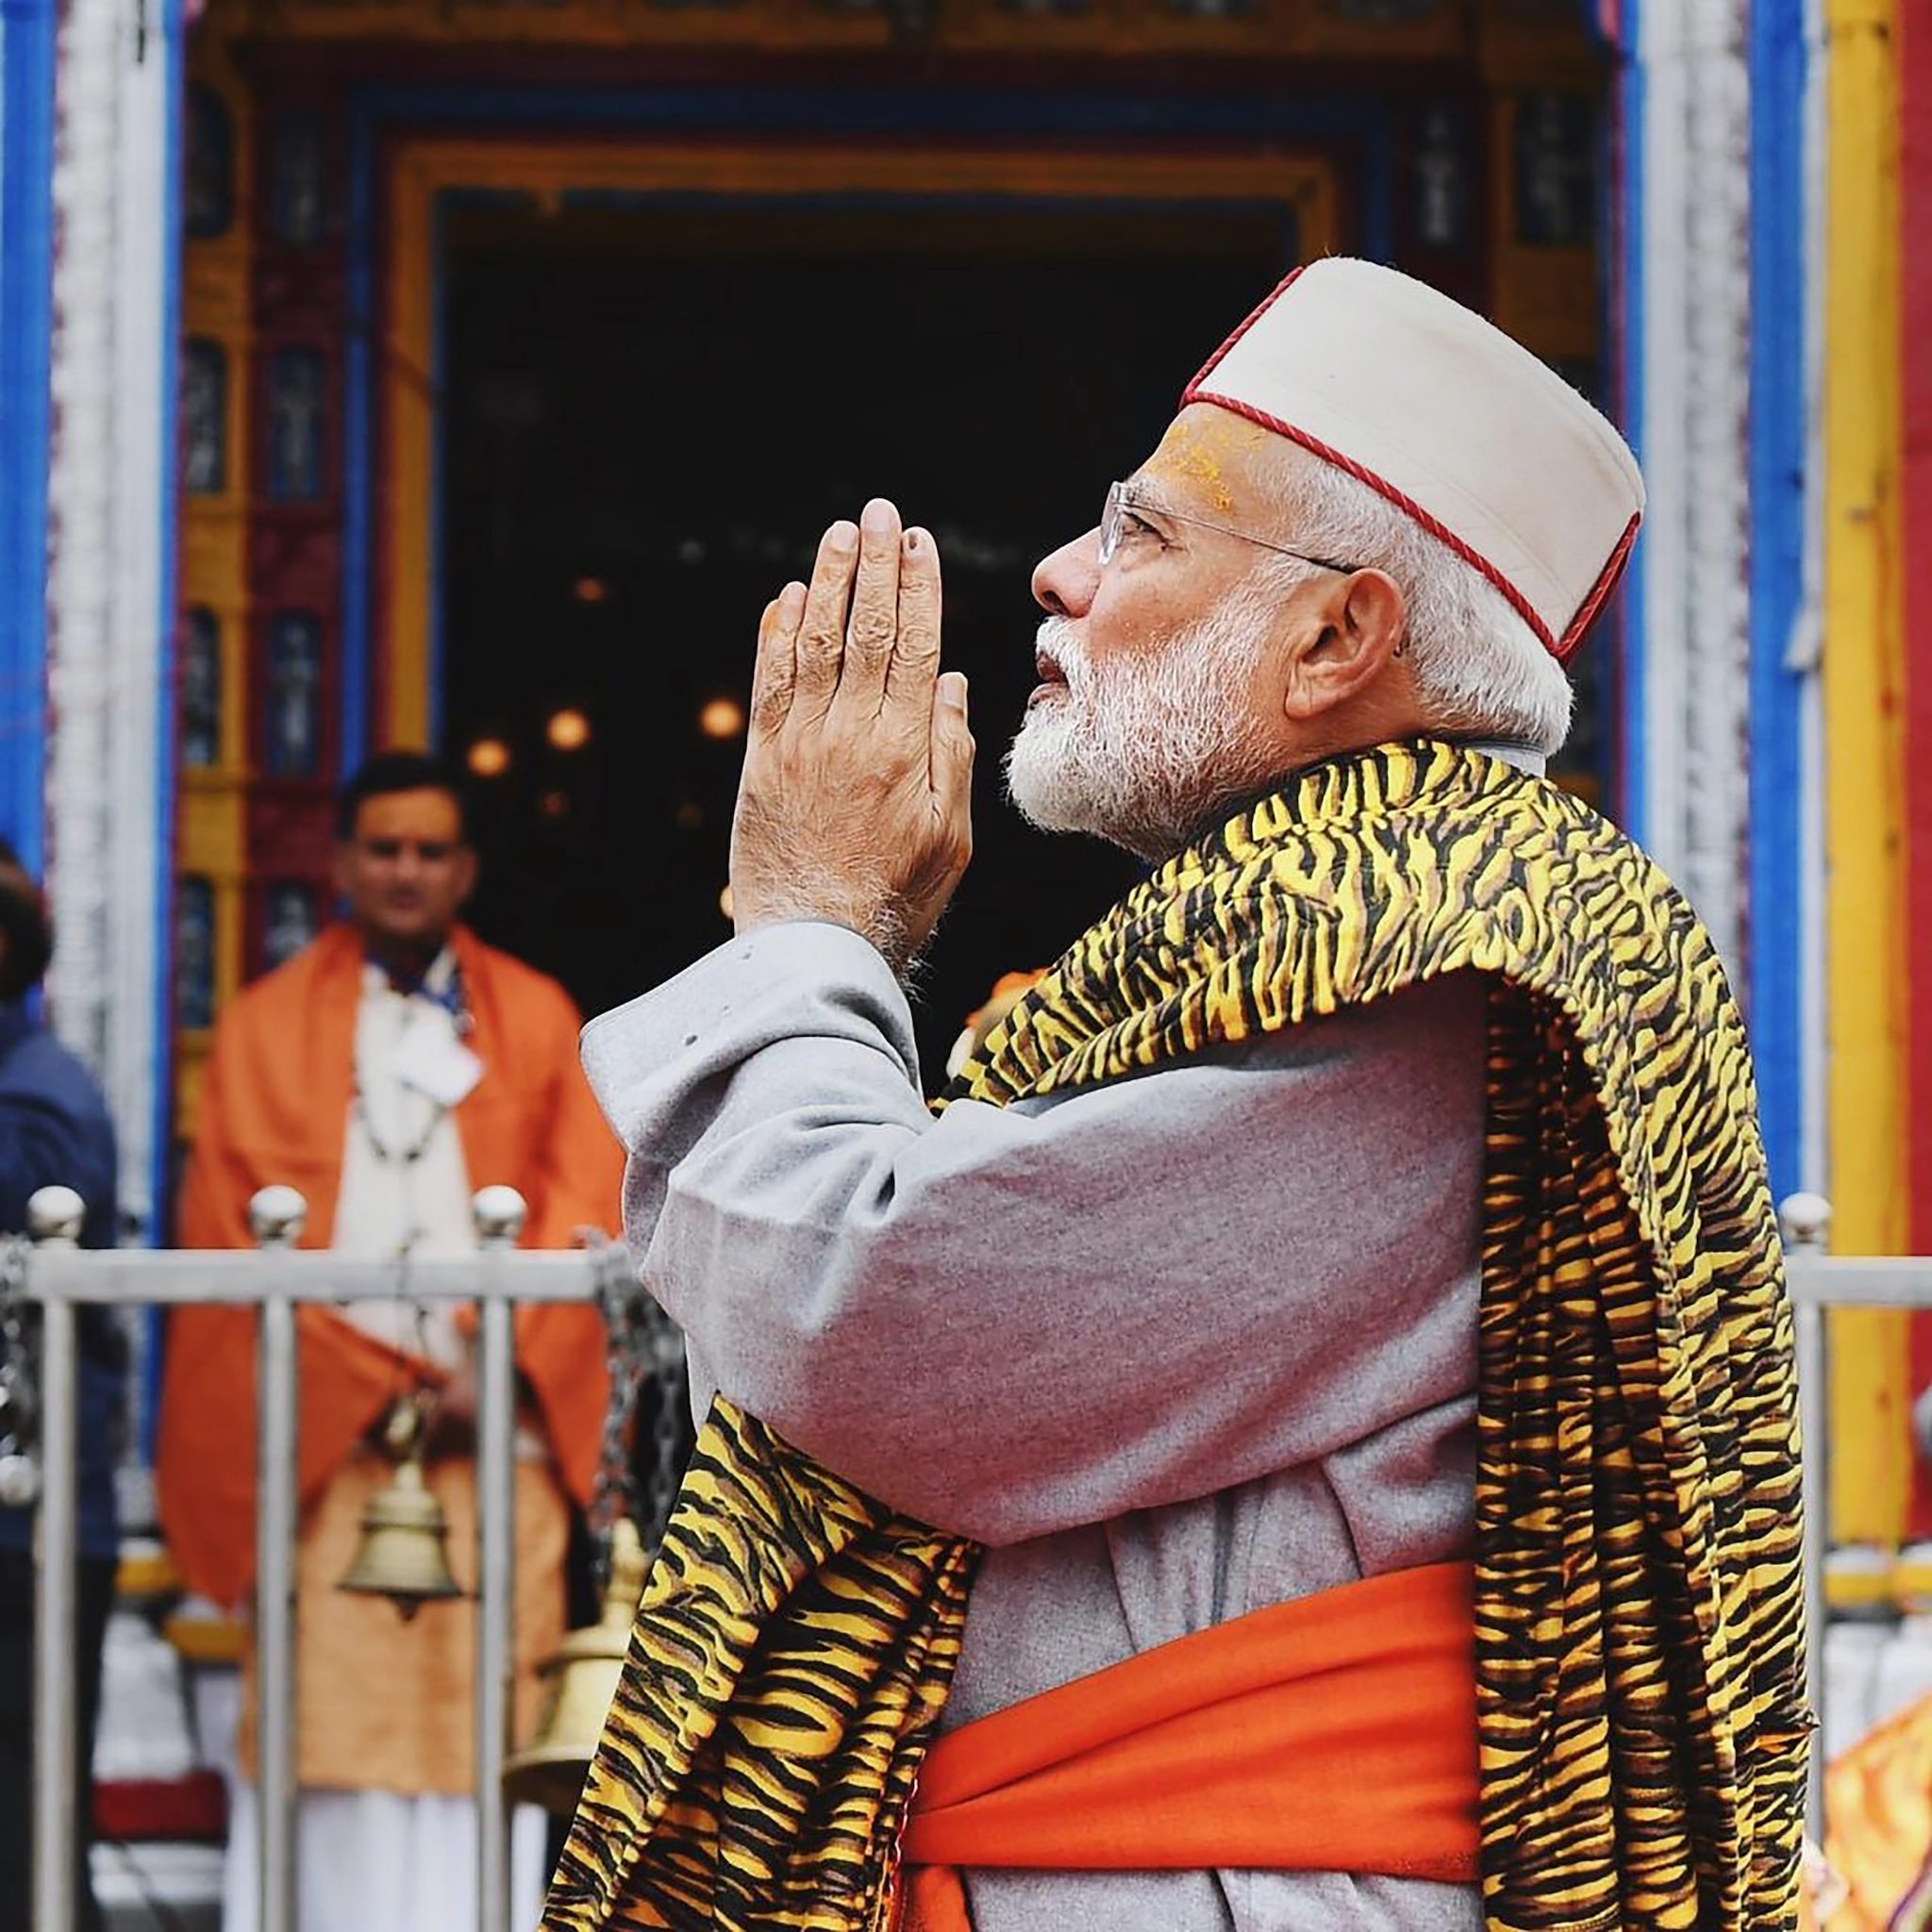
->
xmin=728 ymin=497 xmax=974 ymax=974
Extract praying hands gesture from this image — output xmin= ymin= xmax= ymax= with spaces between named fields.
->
xmin=728 ymin=498 xmax=975 ymax=974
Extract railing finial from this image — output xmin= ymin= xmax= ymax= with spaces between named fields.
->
xmin=25 ymin=1187 xmax=85 ymax=1244
xmin=472 ymin=1186 xmax=528 ymax=1247
xmin=247 ymin=1186 xmax=308 ymax=1248
xmin=1779 ymin=1191 xmax=1833 ymax=1251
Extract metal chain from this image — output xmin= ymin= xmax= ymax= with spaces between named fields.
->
xmin=586 ymin=1238 xmax=647 ymax=1575
xmin=641 ymin=1312 xmax=690 ymax=1559
xmin=0 ymin=1236 xmax=42 ymax=1507
xmin=584 ymin=1237 xmax=691 ymax=1581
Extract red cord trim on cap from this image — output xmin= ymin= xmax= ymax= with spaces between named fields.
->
xmin=1556 ymin=511 xmax=1641 ymax=664
xmin=1181 ymin=390 xmax=1561 ymax=657
xmin=1182 ymin=264 xmax=1310 ymax=401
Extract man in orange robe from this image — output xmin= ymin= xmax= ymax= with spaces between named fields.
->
xmin=157 ymin=750 xmax=624 ymax=1932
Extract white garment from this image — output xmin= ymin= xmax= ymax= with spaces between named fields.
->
xmin=334 ymin=948 xmax=476 ymax=1367
xmin=221 ymin=1781 xmax=549 ymax=1932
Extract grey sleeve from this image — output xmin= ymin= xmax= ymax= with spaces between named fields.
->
xmin=581 ymin=920 xmax=1485 ymax=1546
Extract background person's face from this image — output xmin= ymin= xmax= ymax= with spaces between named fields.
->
xmin=333 ymin=789 xmax=476 ymax=957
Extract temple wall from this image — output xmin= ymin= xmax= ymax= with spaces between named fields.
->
xmin=16 ymin=0 xmax=1918 ymax=1405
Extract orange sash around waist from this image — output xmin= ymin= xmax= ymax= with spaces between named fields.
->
xmin=893 ymin=1559 xmax=1479 ymax=1932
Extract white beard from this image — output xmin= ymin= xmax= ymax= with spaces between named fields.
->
xmin=1004 ymin=594 xmax=1283 ymax=862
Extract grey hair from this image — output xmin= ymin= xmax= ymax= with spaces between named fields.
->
xmin=1256 ymin=457 xmax=1574 ymax=756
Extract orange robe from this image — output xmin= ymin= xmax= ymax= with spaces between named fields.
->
xmin=894 ymin=1561 xmax=1479 ymax=1932
xmin=157 ymin=921 xmax=625 ymax=1611
xmin=1821 ymin=1688 xmax=1932 ymax=1929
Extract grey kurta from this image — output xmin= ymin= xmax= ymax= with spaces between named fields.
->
xmin=582 ymin=920 xmax=1489 ymax=1932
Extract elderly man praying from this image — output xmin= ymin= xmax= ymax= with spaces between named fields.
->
xmin=546 ymin=260 xmax=1808 ymax=1932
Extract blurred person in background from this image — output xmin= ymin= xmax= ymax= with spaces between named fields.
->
xmin=156 ymin=750 xmax=622 ymax=1932
xmin=0 ymin=838 xmax=122 ymax=1932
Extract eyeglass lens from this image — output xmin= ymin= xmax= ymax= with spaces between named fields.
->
xmin=1098 ymin=481 xmax=1125 ymax=566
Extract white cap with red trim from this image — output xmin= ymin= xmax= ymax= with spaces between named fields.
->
xmin=1182 ymin=258 xmax=1644 ymax=664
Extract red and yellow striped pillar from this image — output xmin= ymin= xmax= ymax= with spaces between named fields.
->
xmin=1821 ymin=0 xmax=1930 ymax=1556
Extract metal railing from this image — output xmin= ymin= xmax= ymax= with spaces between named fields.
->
xmin=11 ymin=1183 xmax=1932 ymax=1924
xmin=1774 ymin=1191 xmax=1932 ymax=1841
xmin=13 ymin=1180 xmax=607 ymax=1932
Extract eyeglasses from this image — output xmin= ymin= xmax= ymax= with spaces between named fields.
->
xmin=1097 ymin=479 xmax=1357 ymax=576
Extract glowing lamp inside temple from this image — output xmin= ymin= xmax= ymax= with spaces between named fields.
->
xmin=717 ymin=884 xmax=734 ymax=922
xmin=573 ymin=577 xmax=608 ymax=605
xmin=546 ymin=708 xmax=591 ymax=752
xmin=699 ymin=697 xmax=746 ymax=741
xmin=468 ymin=738 xmax=510 ymax=779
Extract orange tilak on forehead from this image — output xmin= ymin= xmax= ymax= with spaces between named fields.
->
xmin=1140 ymin=409 xmax=1272 ymax=517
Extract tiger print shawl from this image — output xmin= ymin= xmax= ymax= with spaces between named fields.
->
xmin=545 ymin=738 xmax=1809 ymax=1932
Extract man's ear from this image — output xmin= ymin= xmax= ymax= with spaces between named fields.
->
xmin=452 ymin=845 xmax=479 ymax=908
xmin=330 ymin=841 xmax=356 ymax=902
xmin=1281 ymin=569 xmax=1408 ymax=722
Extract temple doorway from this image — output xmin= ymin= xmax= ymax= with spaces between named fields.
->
xmin=174 ymin=1 xmax=1617 ymax=1143
xmin=439 ymin=199 xmax=1298 ymax=1074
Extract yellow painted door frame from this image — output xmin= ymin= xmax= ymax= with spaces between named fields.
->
xmin=1822 ymin=0 xmax=1913 ymax=1546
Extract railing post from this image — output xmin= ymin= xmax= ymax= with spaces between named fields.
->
xmin=1781 ymin=1190 xmax=1833 ymax=1845
xmin=29 ymin=1184 xmax=86 ymax=1932
xmin=250 ymin=1184 xmax=308 ymax=1932
xmin=472 ymin=1185 xmax=526 ymax=1932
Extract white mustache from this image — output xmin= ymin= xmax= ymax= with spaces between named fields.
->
xmin=1035 ymin=615 xmax=1090 ymax=685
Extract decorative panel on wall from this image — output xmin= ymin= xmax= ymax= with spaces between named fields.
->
xmin=176 ymin=45 xmax=356 ymax=1141
xmin=175 ymin=38 xmax=257 ymax=1141
xmin=180 ymin=607 xmax=224 ymax=769
xmin=267 ymin=113 xmax=328 ymax=247
xmin=1481 ymin=1 xmax=1602 ymax=371
xmin=262 ymin=878 xmax=323 ymax=971
xmin=259 ymin=610 xmax=325 ymax=777
xmin=181 ymin=341 xmax=230 ymax=496
xmin=186 ymin=86 xmax=237 ymax=241
xmin=241 ymin=84 xmax=349 ymax=1010
xmin=265 ymin=348 xmax=330 ymax=504
xmin=175 ymin=875 xmax=217 ymax=1034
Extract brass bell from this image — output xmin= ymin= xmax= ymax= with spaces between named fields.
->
xmin=337 ymin=1399 xmax=464 ymax=1621
xmin=503 ymin=1517 xmax=650 ymax=1813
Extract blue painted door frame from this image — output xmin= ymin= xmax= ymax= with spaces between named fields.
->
xmin=0 ymin=0 xmax=58 ymax=874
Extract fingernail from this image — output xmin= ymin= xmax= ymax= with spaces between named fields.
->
xmin=904 ymin=528 xmax=924 ymax=556
xmin=827 ymin=522 xmax=858 ymax=553
xmin=781 ymin=581 xmax=807 ymax=614
xmin=862 ymin=498 xmax=897 ymax=536
xmin=941 ymin=673 xmax=968 ymax=710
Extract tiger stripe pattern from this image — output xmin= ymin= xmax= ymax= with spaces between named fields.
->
xmin=544 ymin=738 xmax=1808 ymax=1932
xmin=544 ymin=1400 xmax=979 ymax=1930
